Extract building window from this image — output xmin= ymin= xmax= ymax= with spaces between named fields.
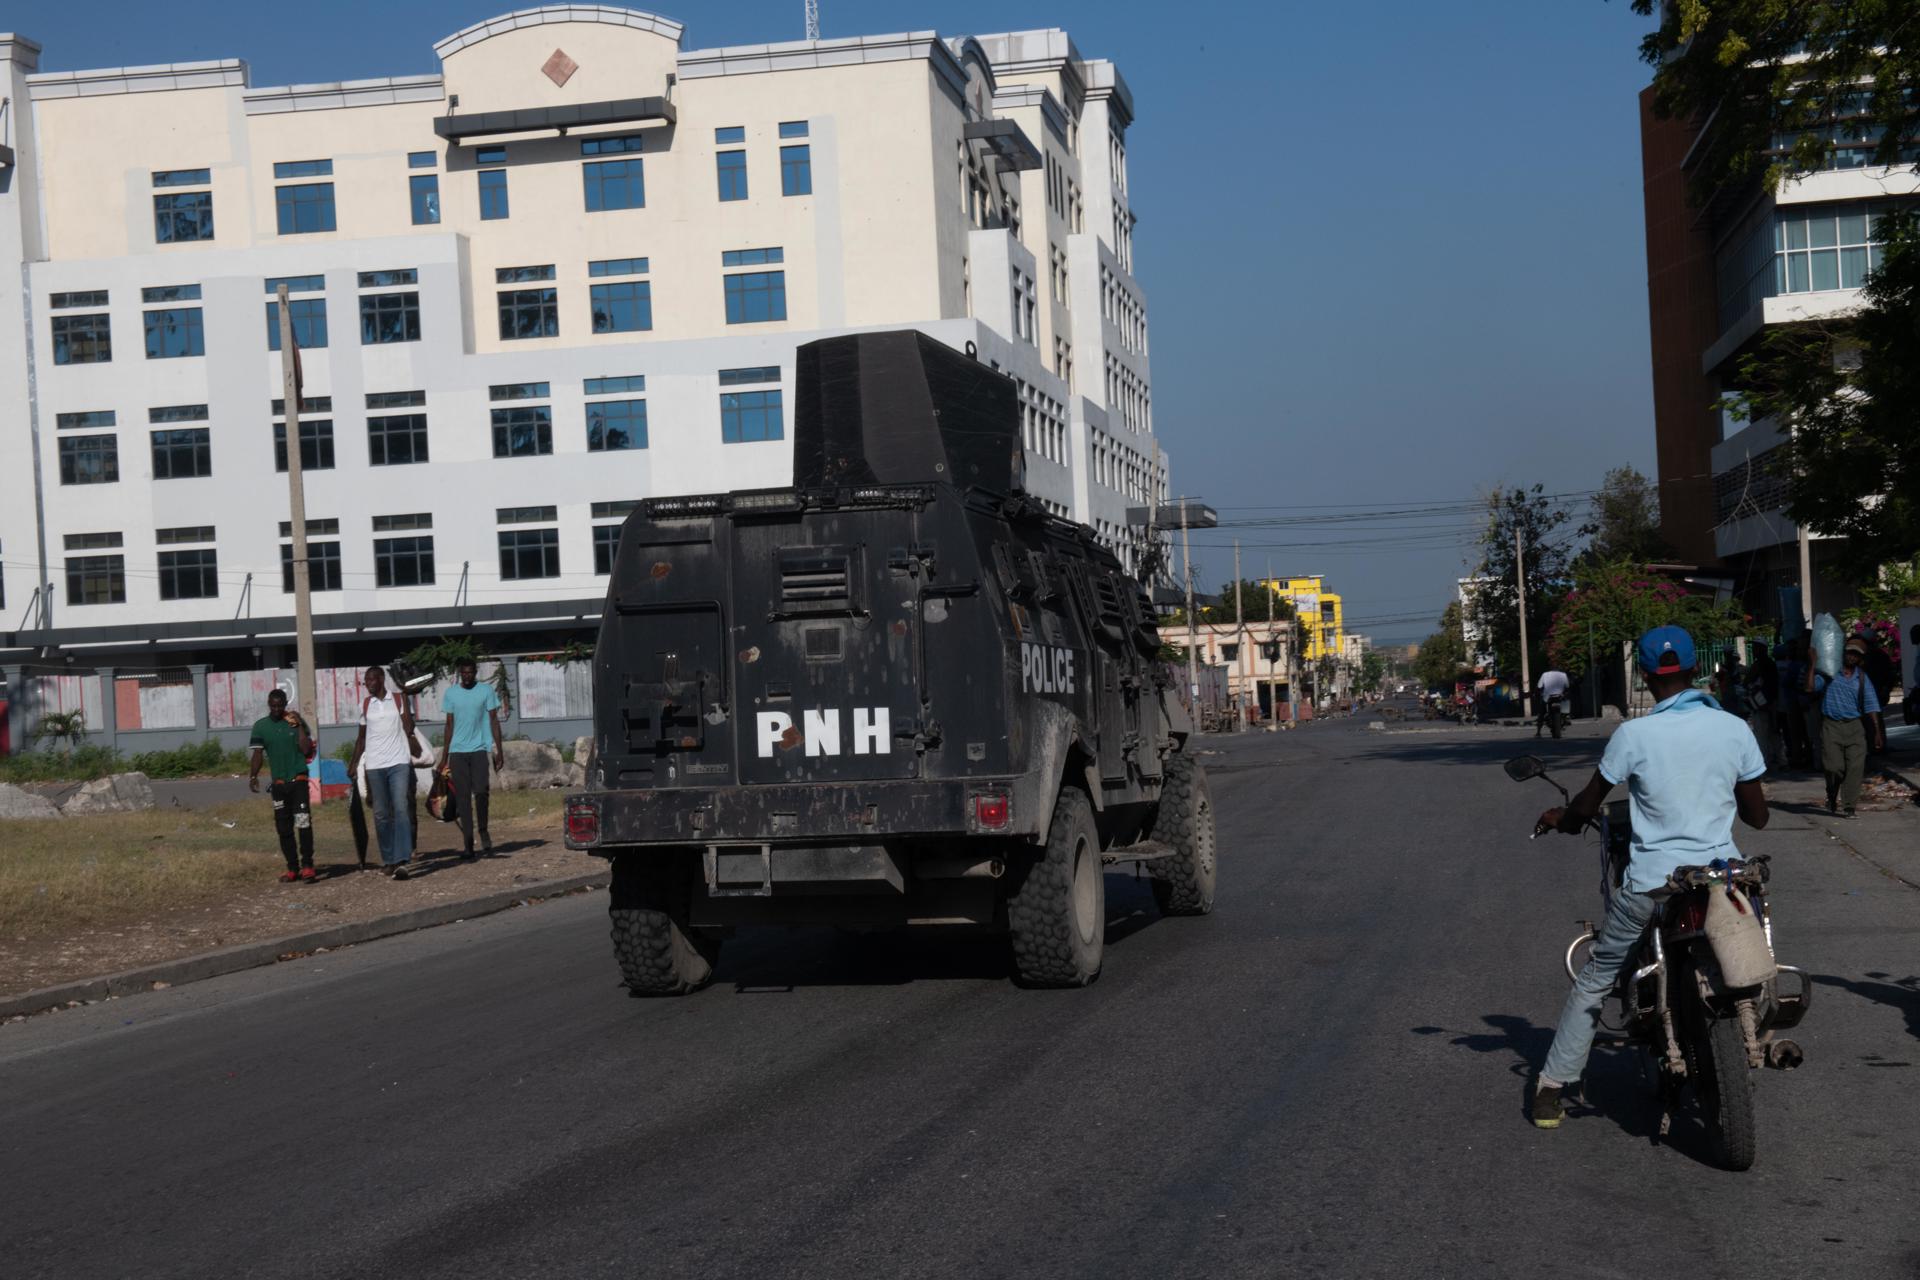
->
xmin=478 ymin=168 xmax=510 ymax=221
xmin=590 ymin=280 xmax=651 ymax=333
xmin=408 ymin=151 xmax=437 ymax=169
xmin=265 ymin=297 xmax=328 ymax=350
xmin=724 ymin=271 xmax=786 ymax=324
xmin=584 ymin=158 xmax=645 ymax=211
xmin=279 ymin=542 xmax=342 ymax=593
xmin=158 ymin=548 xmax=219 ymax=600
xmin=719 ymin=368 xmax=783 ymax=443
xmin=587 ymin=398 xmax=647 ymax=450
xmin=498 ymin=527 xmax=560 ymax=580
xmin=1777 ymin=203 xmax=1890 ymax=294
xmin=359 ymin=269 xmax=418 ymax=288
xmin=56 ymin=410 xmax=116 ymax=430
xmin=154 ymin=190 xmax=214 ymax=243
xmin=584 ymin=374 xmax=645 ymax=395
xmin=274 ymin=181 xmax=336 ymax=234
xmin=52 ymin=313 xmax=112 ymax=364
xmin=780 ymin=145 xmax=812 ymax=196
xmin=499 ymin=288 xmax=559 ymax=340
xmin=716 ymin=149 xmax=748 ymax=202
xmin=368 ymin=413 xmax=429 ymax=465
xmin=144 ymin=306 xmax=205 ymax=359
xmin=779 ymin=121 xmax=809 ymax=139
xmin=360 ymin=292 xmax=421 ymax=344
xmin=65 ymin=555 xmax=126 ymax=606
xmin=590 ymin=257 xmax=649 ymax=278
xmin=491 ymin=406 xmax=553 ymax=458
xmin=50 ymin=290 xmax=108 ymax=309
xmin=150 ymin=429 xmax=212 ymax=479
xmin=374 ymin=535 xmax=436 ymax=587
xmin=593 ymin=523 xmax=621 ymax=574
xmin=58 ymin=435 xmax=119 ymax=486
xmin=156 ymin=525 xmax=214 ymax=544
xmin=273 ymin=420 xmax=336 ymax=472
xmin=410 ymin=174 xmax=440 ymax=225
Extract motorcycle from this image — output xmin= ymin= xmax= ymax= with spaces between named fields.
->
xmin=1505 ymin=754 xmax=1811 ymax=1171
xmin=1540 ymin=694 xmax=1568 ymax=739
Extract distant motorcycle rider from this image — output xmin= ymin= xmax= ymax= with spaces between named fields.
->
xmin=1527 ymin=626 xmax=1770 ymax=1129
xmin=1535 ymin=667 xmax=1570 ymax=738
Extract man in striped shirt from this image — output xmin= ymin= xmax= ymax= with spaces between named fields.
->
xmin=1805 ymin=636 xmax=1885 ymax=818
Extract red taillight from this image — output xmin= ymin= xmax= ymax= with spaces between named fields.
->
xmin=565 ymin=798 xmax=600 ymax=846
xmin=1668 ymin=893 xmax=1708 ymax=934
xmin=973 ymin=792 xmax=1010 ymax=830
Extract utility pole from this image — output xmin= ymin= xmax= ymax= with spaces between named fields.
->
xmin=1266 ymin=557 xmax=1281 ymax=732
xmin=1181 ymin=495 xmax=1199 ymax=729
xmin=277 ymin=285 xmax=318 ymax=734
xmin=1232 ymin=539 xmax=1244 ymax=731
xmin=1514 ymin=524 xmax=1532 ymax=721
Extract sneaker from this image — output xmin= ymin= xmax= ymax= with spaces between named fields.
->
xmin=279 ymin=870 xmax=300 ymax=883
xmin=1841 ymin=807 xmax=1857 ymax=820
xmin=299 ymin=867 xmax=318 ymax=882
xmin=1531 ymin=1082 xmax=1565 ymax=1130
xmin=393 ymin=863 xmax=413 ymax=881
xmin=461 ymin=845 xmax=477 ymax=862
xmin=480 ymin=830 xmax=493 ymax=853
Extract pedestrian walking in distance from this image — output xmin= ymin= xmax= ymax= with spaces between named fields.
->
xmin=439 ymin=658 xmax=505 ymax=858
xmin=1805 ymin=635 xmax=1885 ymax=818
xmin=349 ymin=665 xmax=420 ymax=878
xmin=248 ymin=689 xmax=316 ymax=883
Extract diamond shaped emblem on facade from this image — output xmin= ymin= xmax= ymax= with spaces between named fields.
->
xmin=542 ymin=48 xmax=578 ymax=88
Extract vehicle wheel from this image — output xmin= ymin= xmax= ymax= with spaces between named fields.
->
xmin=609 ymin=853 xmax=721 ymax=997
xmin=1006 ymin=786 xmax=1104 ymax=988
xmin=1550 ymin=710 xmax=1564 ymax=739
xmin=1147 ymin=751 xmax=1216 ymax=916
xmin=1687 ymin=1004 xmax=1758 ymax=1171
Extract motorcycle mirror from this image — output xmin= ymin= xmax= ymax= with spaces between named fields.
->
xmin=1503 ymin=755 xmax=1547 ymax=783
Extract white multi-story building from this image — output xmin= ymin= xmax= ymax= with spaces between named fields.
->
xmin=0 ymin=9 xmax=1166 ymax=677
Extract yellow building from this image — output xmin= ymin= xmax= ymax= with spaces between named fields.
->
xmin=1262 ymin=576 xmax=1345 ymax=661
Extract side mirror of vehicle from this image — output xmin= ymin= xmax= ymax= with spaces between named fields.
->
xmin=1503 ymin=755 xmax=1546 ymax=783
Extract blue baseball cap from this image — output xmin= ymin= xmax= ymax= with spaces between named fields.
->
xmin=1638 ymin=625 xmax=1696 ymax=673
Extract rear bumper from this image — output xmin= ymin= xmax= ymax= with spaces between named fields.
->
xmin=565 ymin=777 xmax=1037 ymax=850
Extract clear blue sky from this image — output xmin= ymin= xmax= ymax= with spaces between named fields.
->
xmin=14 ymin=0 xmax=1659 ymax=644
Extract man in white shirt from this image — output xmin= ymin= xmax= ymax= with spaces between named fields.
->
xmin=1536 ymin=667 xmax=1571 ymax=737
xmin=348 ymin=665 xmax=420 ymax=878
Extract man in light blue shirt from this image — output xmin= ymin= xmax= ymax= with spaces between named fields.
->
xmin=438 ymin=659 xmax=505 ymax=858
xmin=1804 ymin=635 xmax=1884 ymax=818
xmin=1527 ymin=626 xmax=1770 ymax=1129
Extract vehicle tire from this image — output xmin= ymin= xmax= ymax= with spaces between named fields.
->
xmin=1549 ymin=708 xmax=1564 ymax=739
xmin=1687 ymin=1002 xmax=1758 ymax=1171
xmin=609 ymin=853 xmax=721 ymax=997
xmin=1147 ymin=751 xmax=1216 ymax=916
xmin=1006 ymin=786 xmax=1104 ymax=988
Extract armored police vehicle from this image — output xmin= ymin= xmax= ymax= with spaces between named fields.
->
xmin=563 ymin=330 xmax=1214 ymax=993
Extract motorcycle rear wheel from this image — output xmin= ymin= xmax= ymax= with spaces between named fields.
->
xmin=1691 ymin=1010 xmax=1758 ymax=1171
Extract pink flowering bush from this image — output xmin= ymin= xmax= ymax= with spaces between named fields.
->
xmin=1548 ymin=559 xmax=1746 ymax=675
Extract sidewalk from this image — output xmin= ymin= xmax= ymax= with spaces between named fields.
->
xmin=1763 ymin=758 xmax=1920 ymax=889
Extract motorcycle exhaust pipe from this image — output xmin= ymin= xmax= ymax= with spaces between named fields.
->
xmin=1765 ymin=1038 xmax=1804 ymax=1070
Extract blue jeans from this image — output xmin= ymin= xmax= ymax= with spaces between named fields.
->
xmin=367 ymin=764 xmax=413 ymax=867
xmin=1540 ymin=886 xmax=1658 ymax=1087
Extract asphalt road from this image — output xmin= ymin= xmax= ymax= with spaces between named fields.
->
xmin=5 ymin=704 xmax=1918 ymax=1278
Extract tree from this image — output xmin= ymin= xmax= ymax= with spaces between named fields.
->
xmin=1468 ymin=486 xmax=1573 ymax=680
xmin=1413 ymin=601 xmax=1473 ymax=689
xmin=1191 ymin=580 xmax=1294 ymax=626
xmin=32 ymin=709 xmax=87 ymax=757
xmin=1579 ymin=465 xmax=1672 ymax=564
xmin=1546 ymin=558 xmax=1747 ymax=677
xmin=1359 ymin=651 xmax=1388 ymax=694
xmin=1630 ymin=1 xmax=1920 ymax=575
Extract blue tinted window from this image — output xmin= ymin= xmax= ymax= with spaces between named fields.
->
xmin=273 ymin=159 xmax=333 ymax=178
xmin=265 ymin=275 xmax=325 ymax=295
xmin=781 ymin=144 xmax=811 ymax=196
xmin=153 ymin=168 xmax=212 ymax=187
xmin=716 ymin=150 xmax=748 ymax=201
xmin=584 ymin=158 xmax=645 ymax=211
xmin=51 ymin=314 xmax=112 ymax=365
xmin=144 ymin=308 xmax=205 ymax=359
xmin=495 ymin=265 xmax=555 ymax=283
xmin=154 ymin=192 xmax=214 ymax=242
xmin=275 ymin=182 xmax=336 ymax=234
xmin=589 ymin=257 xmax=649 ymax=277
xmin=715 ymin=126 xmax=745 ymax=143
xmin=590 ymin=281 xmax=652 ymax=333
xmin=475 ymin=146 xmax=506 ymax=164
xmin=408 ymin=151 xmax=437 ymax=168
xmin=584 ymin=375 xmax=646 ymax=395
xmin=778 ymin=121 xmax=809 ymax=139
xmin=587 ymin=399 xmax=647 ymax=451
xmin=721 ymin=247 xmax=783 ymax=267
xmin=410 ymin=174 xmax=440 ymax=225
xmin=479 ymin=169 xmax=510 ymax=220
xmin=489 ymin=382 xmax=550 ymax=401
xmin=581 ymin=134 xmax=644 ymax=155
xmin=498 ymin=288 xmax=559 ymax=340
xmin=141 ymin=284 xmax=202 ymax=303
xmin=718 ymin=366 xmax=780 ymax=386
xmin=720 ymin=389 xmax=783 ymax=442
xmin=723 ymin=271 xmax=787 ymax=323
xmin=266 ymin=297 xmax=329 ymax=351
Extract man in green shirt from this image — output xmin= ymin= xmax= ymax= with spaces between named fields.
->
xmin=249 ymin=689 xmax=316 ymax=882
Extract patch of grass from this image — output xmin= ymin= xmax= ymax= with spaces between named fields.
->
xmin=0 ymin=740 xmax=250 ymax=784
xmin=128 ymin=740 xmax=252 ymax=779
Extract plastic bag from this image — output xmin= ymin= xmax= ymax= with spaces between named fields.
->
xmin=1811 ymin=613 xmax=1844 ymax=679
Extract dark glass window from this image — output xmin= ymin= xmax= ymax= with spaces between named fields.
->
xmin=58 ymin=435 xmax=119 ymax=485
xmin=52 ymin=313 xmax=112 ymax=364
xmin=498 ymin=288 xmax=559 ymax=340
xmin=716 ymin=150 xmax=748 ymax=201
xmin=153 ymin=168 xmax=212 ymax=186
xmin=273 ymin=420 xmax=336 ymax=472
xmin=368 ymin=414 xmax=429 ymax=465
xmin=495 ymin=265 xmax=555 ymax=283
xmin=584 ymin=375 xmax=645 ymax=395
xmin=584 ymin=158 xmax=645 ymax=211
xmin=593 ymin=524 xmax=621 ymax=574
xmin=374 ymin=536 xmax=435 ymax=587
xmin=280 ymin=542 xmax=342 ymax=592
xmin=65 ymin=555 xmax=126 ymax=605
xmin=498 ymin=528 xmax=560 ymax=580
xmin=475 ymin=146 xmax=506 ymax=165
xmin=720 ymin=389 xmax=783 ymax=442
xmin=722 ymin=247 xmax=783 ymax=267
xmin=718 ymin=366 xmax=780 ymax=386
xmin=590 ymin=281 xmax=651 ymax=333
xmin=723 ymin=271 xmax=787 ymax=323
xmin=56 ymin=411 xmax=116 ymax=430
xmin=588 ymin=257 xmax=648 ymax=277
xmin=358 ymin=269 xmax=418 ymax=288
xmin=587 ymin=399 xmax=646 ymax=451
xmin=410 ymin=174 xmax=441 ymax=224
xmin=479 ymin=169 xmax=510 ymax=220
xmin=491 ymin=406 xmax=553 ymax=457
xmin=158 ymin=548 xmax=219 ymax=600
xmin=50 ymin=291 xmax=109 ymax=309
xmin=275 ymin=182 xmax=336 ymax=234
xmin=141 ymin=284 xmax=201 ymax=303
xmin=581 ymin=135 xmax=645 ymax=155
xmin=144 ymin=307 xmax=205 ymax=358
xmin=151 ymin=428 xmax=212 ymax=479
xmin=265 ymin=274 xmax=324 ymax=295
xmin=359 ymin=292 xmax=421 ymax=344
xmin=154 ymin=191 xmax=214 ymax=242
xmin=265 ymin=297 xmax=328 ymax=350
xmin=781 ymin=144 xmax=812 ymax=196
xmin=273 ymin=159 xmax=333 ymax=179
xmin=490 ymin=382 xmax=550 ymax=401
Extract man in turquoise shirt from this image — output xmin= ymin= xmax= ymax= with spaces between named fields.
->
xmin=1527 ymin=626 xmax=1770 ymax=1129
xmin=438 ymin=659 xmax=505 ymax=858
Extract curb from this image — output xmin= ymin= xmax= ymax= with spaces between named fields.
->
xmin=0 ymin=870 xmax=609 ymax=1020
